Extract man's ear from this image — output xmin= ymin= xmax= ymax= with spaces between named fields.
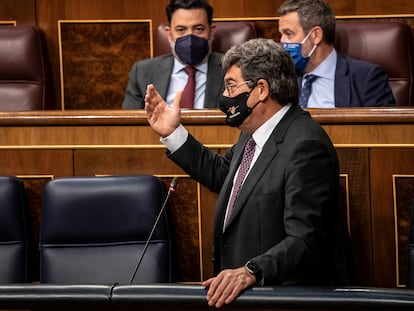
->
xmin=165 ymin=26 xmax=173 ymax=43
xmin=257 ymin=79 xmax=270 ymax=101
xmin=209 ymin=23 xmax=217 ymax=40
xmin=312 ymin=26 xmax=323 ymax=45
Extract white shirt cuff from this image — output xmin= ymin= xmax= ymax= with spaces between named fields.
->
xmin=160 ymin=124 xmax=188 ymax=153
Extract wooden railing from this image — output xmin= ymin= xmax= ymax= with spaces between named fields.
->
xmin=0 ymin=107 xmax=413 ymax=287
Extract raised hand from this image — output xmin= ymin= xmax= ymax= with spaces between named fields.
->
xmin=144 ymin=84 xmax=182 ymax=137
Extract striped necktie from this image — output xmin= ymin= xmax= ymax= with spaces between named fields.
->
xmin=225 ymin=136 xmax=256 ymax=227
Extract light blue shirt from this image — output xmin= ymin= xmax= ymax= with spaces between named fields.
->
xmin=305 ymin=49 xmax=337 ymax=108
xmin=166 ymin=58 xmax=208 ymax=109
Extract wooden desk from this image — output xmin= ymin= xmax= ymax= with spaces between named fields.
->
xmin=0 ymin=107 xmax=413 ymax=288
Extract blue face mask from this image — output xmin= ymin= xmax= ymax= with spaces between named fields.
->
xmin=174 ymin=34 xmax=209 ymax=66
xmin=281 ymin=31 xmax=316 ymax=74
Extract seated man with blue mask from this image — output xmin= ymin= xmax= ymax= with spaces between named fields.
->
xmin=279 ymin=0 xmax=396 ymax=108
xmin=122 ymin=0 xmax=224 ymax=109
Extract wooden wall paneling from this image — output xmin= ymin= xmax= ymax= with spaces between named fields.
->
xmin=58 ymin=20 xmax=152 ymax=110
xmin=0 ymin=21 xmax=16 ymax=25
xmin=0 ymin=0 xmax=36 ymax=25
xmin=336 ymin=148 xmax=372 ymax=286
xmin=199 ymin=185 xmax=217 ymax=281
xmin=210 ymin=0 xmax=281 ymax=18
xmin=393 ymin=174 xmax=414 ymax=287
xmin=370 ymin=148 xmax=414 ymax=287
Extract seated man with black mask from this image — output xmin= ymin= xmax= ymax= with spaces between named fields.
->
xmin=122 ymin=0 xmax=224 ymax=109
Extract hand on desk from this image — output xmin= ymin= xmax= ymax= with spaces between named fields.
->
xmin=202 ymin=267 xmax=256 ymax=308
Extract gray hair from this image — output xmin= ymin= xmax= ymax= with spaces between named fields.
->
xmin=278 ymin=0 xmax=336 ymax=45
xmin=221 ymin=38 xmax=298 ymax=106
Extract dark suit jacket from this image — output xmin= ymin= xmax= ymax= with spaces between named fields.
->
xmin=122 ymin=53 xmax=224 ymax=109
xmin=169 ymin=105 xmax=350 ymax=286
xmin=334 ymin=54 xmax=395 ymax=107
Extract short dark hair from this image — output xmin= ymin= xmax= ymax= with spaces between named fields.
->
xmin=166 ymin=0 xmax=213 ymax=25
xmin=278 ymin=0 xmax=336 ymax=45
xmin=222 ymin=38 xmax=299 ymax=106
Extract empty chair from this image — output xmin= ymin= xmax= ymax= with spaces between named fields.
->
xmin=335 ymin=21 xmax=414 ymax=106
xmin=40 ymin=175 xmax=172 ymax=284
xmin=0 ymin=26 xmax=54 ymax=110
xmin=153 ymin=21 xmax=257 ymax=56
xmin=0 ymin=176 xmax=30 ymax=283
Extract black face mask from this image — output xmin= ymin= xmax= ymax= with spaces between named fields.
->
xmin=218 ymin=89 xmax=260 ymax=127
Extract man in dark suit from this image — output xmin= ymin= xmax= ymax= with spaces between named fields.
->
xmin=278 ymin=0 xmax=396 ymax=107
xmin=145 ymin=38 xmax=349 ymax=307
xmin=122 ymin=0 xmax=224 ymax=109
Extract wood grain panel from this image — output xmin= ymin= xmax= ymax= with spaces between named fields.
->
xmin=393 ymin=175 xmax=414 ymax=287
xmin=59 ymin=20 xmax=151 ymax=110
xmin=370 ymin=148 xmax=414 ymax=287
xmin=337 ymin=148 xmax=372 ymax=285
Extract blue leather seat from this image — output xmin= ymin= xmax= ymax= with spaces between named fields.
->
xmin=40 ymin=175 xmax=172 ymax=284
xmin=0 ymin=176 xmax=30 ymax=283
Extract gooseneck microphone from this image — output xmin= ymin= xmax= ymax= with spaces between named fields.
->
xmin=129 ymin=177 xmax=178 ymax=284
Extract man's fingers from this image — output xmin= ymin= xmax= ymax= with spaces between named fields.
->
xmin=173 ymin=91 xmax=183 ymax=109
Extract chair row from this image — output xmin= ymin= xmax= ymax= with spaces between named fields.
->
xmin=0 ymin=175 xmax=172 ymax=284
xmin=0 ymin=20 xmax=413 ymax=111
xmin=154 ymin=20 xmax=414 ymax=106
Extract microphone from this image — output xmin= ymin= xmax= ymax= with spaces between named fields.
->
xmin=129 ymin=177 xmax=178 ymax=284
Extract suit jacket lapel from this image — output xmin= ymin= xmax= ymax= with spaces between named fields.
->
xmin=224 ymin=105 xmax=301 ymax=229
xmin=334 ymin=54 xmax=350 ymax=107
xmin=214 ymin=134 xmax=249 ymax=231
xmin=156 ymin=55 xmax=174 ymax=99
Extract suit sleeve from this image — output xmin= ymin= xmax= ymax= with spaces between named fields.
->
xmin=168 ymin=133 xmax=234 ymax=193
xmin=122 ymin=62 xmax=145 ymax=109
xmin=361 ymin=64 xmax=396 ymax=106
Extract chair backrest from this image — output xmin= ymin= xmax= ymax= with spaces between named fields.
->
xmin=40 ymin=175 xmax=172 ymax=284
xmin=0 ymin=26 xmax=54 ymax=110
xmin=335 ymin=20 xmax=414 ymax=106
xmin=0 ymin=176 xmax=30 ymax=283
xmin=153 ymin=21 xmax=257 ymax=57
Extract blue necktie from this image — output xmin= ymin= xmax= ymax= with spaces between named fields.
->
xmin=299 ymin=74 xmax=318 ymax=108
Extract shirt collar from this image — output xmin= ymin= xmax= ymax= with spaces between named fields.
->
xmin=310 ymin=49 xmax=337 ymax=80
xmin=172 ymin=56 xmax=209 ymax=74
xmin=252 ymin=104 xmax=291 ymax=149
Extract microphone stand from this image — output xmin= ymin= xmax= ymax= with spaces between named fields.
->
xmin=129 ymin=177 xmax=178 ymax=284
